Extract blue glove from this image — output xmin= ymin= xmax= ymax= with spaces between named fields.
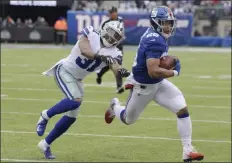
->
xmin=173 ymin=58 xmax=181 ymax=76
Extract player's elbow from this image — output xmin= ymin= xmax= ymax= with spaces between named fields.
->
xmin=148 ymin=68 xmax=160 ymax=78
xmin=148 ymin=70 xmax=155 ymax=78
xmin=79 ymin=36 xmax=89 ymax=52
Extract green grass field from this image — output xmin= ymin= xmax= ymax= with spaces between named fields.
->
xmin=1 ymin=45 xmax=231 ymax=162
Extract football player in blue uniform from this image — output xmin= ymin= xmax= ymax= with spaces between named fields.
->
xmin=104 ymin=6 xmax=204 ymax=162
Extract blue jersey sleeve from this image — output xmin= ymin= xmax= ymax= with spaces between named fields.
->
xmin=81 ymin=26 xmax=95 ymax=37
xmin=144 ymin=38 xmax=167 ymax=59
xmin=145 ymin=44 xmax=165 ymax=59
xmin=81 ymin=27 xmax=90 ymax=37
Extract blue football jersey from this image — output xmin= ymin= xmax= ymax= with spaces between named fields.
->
xmin=132 ymin=27 xmax=168 ymax=84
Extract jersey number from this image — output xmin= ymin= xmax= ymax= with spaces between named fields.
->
xmin=76 ymin=57 xmax=101 ymax=72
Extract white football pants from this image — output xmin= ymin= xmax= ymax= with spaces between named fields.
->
xmin=123 ymin=76 xmax=187 ymax=124
xmin=54 ymin=64 xmax=84 ymax=118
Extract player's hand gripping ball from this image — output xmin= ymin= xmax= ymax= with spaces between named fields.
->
xmin=159 ymin=55 xmax=177 ymax=70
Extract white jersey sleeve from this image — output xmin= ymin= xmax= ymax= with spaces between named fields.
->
xmin=42 ymin=26 xmax=122 ymax=80
xmin=98 ymin=46 xmax=123 ymax=64
xmin=82 ymin=26 xmax=100 ymax=54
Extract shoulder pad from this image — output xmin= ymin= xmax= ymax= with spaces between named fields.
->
xmin=143 ymin=32 xmax=164 ymax=43
xmin=82 ymin=26 xmax=99 ymax=37
xmin=145 ymin=32 xmax=160 ymax=39
xmin=142 ymin=32 xmax=166 ymax=52
xmin=101 ymin=19 xmax=111 ymax=29
xmin=118 ymin=16 xmax=123 ymax=22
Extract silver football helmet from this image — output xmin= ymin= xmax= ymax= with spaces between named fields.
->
xmin=100 ymin=20 xmax=125 ymax=47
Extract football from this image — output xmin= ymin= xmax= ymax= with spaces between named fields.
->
xmin=159 ymin=55 xmax=176 ymax=70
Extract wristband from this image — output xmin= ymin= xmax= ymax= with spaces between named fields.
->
xmin=93 ymin=53 xmax=101 ymax=60
xmin=173 ymin=70 xmax=178 ymax=76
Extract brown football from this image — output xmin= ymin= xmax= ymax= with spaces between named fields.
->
xmin=159 ymin=55 xmax=176 ymax=70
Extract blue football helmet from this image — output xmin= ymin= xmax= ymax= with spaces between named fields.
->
xmin=150 ymin=6 xmax=177 ymax=38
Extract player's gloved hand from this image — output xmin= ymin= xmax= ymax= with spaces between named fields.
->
xmin=118 ymin=68 xmax=130 ymax=77
xmin=173 ymin=58 xmax=181 ymax=76
xmin=102 ymin=56 xmax=117 ymax=65
xmin=94 ymin=54 xmax=116 ymax=65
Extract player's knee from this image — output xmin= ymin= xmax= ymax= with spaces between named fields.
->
xmin=176 ymin=106 xmax=189 ymax=118
xmin=124 ymin=115 xmax=137 ymax=125
xmin=125 ymin=118 xmax=136 ymax=125
xmin=72 ymin=98 xmax=82 ymax=110
xmin=120 ymin=109 xmax=135 ymax=125
xmin=65 ymin=108 xmax=79 ymax=118
xmin=73 ymin=98 xmax=82 ymax=103
xmin=55 ymin=115 xmax=76 ymax=129
xmin=65 ymin=98 xmax=82 ymax=111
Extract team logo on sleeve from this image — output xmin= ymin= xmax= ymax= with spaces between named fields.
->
xmin=151 ymin=9 xmax=158 ymax=17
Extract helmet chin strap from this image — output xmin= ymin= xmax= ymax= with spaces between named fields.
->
xmin=161 ymin=32 xmax=171 ymax=39
xmin=151 ymin=26 xmax=170 ymax=39
xmin=152 ymin=18 xmax=174 ymax=39
xmin=100 ymin=38 xmax=106 ymax=47
xmin=101 ymin=37 xmax=113 ymax=47
xmin=100 ymin=37 xmax=110 ymax=47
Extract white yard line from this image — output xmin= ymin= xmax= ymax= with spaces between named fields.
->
xmin=1 ymin=73 xmax=232 ymax=81
xmin=1 ymin=64 xmax=31 ymax=67
xmin=184 ymin=94 xmax=230 ymax=99
xmin=2 ymin=73 xmax=43 ymax=77
xmin=1 ymin=158 xmax=60 ymax=162
xmin=1 ymin=63 xmax=230 ymax=72
xmin=218 ymin=75 xmax=231 ymax=79
xmin=1 ymin=94 xmax=8 ymax=97
xmin=1 ymin=97 xmax=230 ymax=109
xmin=1 ymin=111 xmax=230 ymax=124
xmin=1 ymin=80 xmax=13 ymax=83
xmin=2 ymin=44 xmax=231 ymax=53
xmin=1 ymin=87 xmax=231 ymax=99
xmin=193 ymin=86 xmax=231 ymax=90
xmin=1 ymin=130 xmax=230 ymax=143
xmin=2 ymin=86 xmax=231 ymax=91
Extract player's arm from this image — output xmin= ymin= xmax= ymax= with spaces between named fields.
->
xmin=78 ymin=27 xmax=116 ymax=65
xmin=145 ymin=41 xmax=180 ymax=78
xmin=109 ymin=60 xmax=121 ymax=74
xmin=109 ymin=56 xmax=130 ymax=77
xmin=147 ymin=58 xmax=176 ymax=78
xmin=78 ymin=35 xmax=96 ymax=60
xmin=79 ymin=36 xmax=116 ymax=65
xmin=109 ymin=62 xmax=130 ymax=77
xmin=78 ymin=26 xmax=102 ymax=60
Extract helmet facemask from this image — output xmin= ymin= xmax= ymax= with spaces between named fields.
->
xmin=100 ymin=22 xmax=124 ymax=47
xmin=152 ymin=17 xmax=177 ymax=39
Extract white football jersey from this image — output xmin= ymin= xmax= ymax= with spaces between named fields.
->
xmin=42 ymin=26 xmax=122 ymax=80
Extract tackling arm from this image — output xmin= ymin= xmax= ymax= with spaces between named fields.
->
xmin=78 ymin=35 xmax=97 ymax=60
xmin=109 ymin=61 xmax=121 ymax=74
xmin=79 ymin=35 xmax=116 ymax=65
xmin=109 ymin=61 xmax=130 ymax=77
xmin=145 ymin=41 xmax=179 ymax=78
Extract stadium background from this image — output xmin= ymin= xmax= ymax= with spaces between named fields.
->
xmin=0 ymin=0 xmax=231 ymax=46
xmin=1 ymin=0 xmax=231 ymax=162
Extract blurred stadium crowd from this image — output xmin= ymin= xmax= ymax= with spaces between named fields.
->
xmin=71 ymin=0 xmax=231 ymax=15
xmin=0 ymin=0 xmax=231 ymax=45
xmin=0 ymin=16 xmax=48 ymax=28
xmin=1 ymin=0 xmax=231 ymax=28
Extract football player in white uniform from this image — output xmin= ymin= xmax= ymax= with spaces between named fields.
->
xmin=104 ymin=6 xmax=204 ymax=162
xmin=96 ymin=6 xmax=126 ymax=94
xmin=36 ymin=21 xmax=130 ymax=159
